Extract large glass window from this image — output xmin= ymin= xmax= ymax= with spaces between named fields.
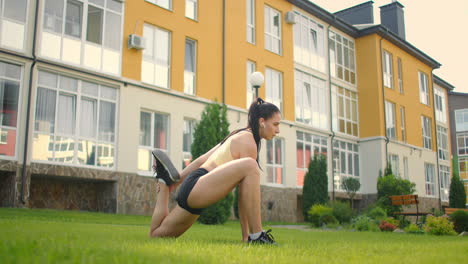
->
xmin=264 ymin=5 xmax=281 ymax=54
xmin=397 ymin=57 xmax=403 ymax=94
xmin=293 ymin=12 xmax=326 ymax=72
xmin=184 ymin=38 xmax=196 ymax=95
xmin=0 ymin=61 xmax=21 ymax=158
xmin=265 ymin=68 xmax=282 ymax=111
xmin=425 ymin=163 xmax=436 ymax=196
xmin=419 ymin=72 xmax=430 ymax=105
xmin=455 ymin=109 xmax=468 ymax=132
xmin=385 ymin=101 xmax=396 ymax=139
xmin=437 ymin=126 xmax=449 ymax=160
xmin=457 ymin=132 xmax=468 ymax=155
xmin=65 ymin=0 xmax=83 ymax=38
xmin=400 ymin=106 xmax=406 ymax=142
xmin=266 ymin=137 xmax=284 ymax=184
xmin=138 ymin=111 xmax=169 ymax=173
xmin=182 ymin=119 xmax=196 ymax=168
xmin=146 ymin=0 xmax=171 ymax=10
xmin=332 ymin=85 xmax=358 ymax=137
xmin=333 ymin=140 xmax=359 ymax=191
xmin=329 ymin=31 xmax=356 ymax=85
xmin=0 ymin=0 xmax=28 ymax=50
xmin=294 ymin=70 xmax=327 ymax=129
xmin=388 ymin=154 xmax=399 ymax=177
xmin=296 ymin=131 xmax=327 ymax=187
xmin=246 ymin=61 xmax=256 ymax=108
xmin=383 ymin=51 xmax=393 ymax=89
xmin=246 ymin=0 xmax=255 ymax=44
xmin=33 ymin=71 xmax=117 ymax=168
xmin=439 ymin=165 xmax=450 ymax=202
xmin=142 ymin=24 xmax=171 ymax=88
xmin=459 ymin=157 xmax=468 ymax=180
xmin=185 ymin=0 xmax=197 ymax=20
xmin=422 ymin=116 xmax=432 ymax=149
xmin=434 ymin=88 xmax=446 ymax=123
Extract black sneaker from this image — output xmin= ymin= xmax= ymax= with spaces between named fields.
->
xmin=152 ymin=149 xmax=180 ymax=185
xmin=247 ymin=229 xmax=276 ymax=245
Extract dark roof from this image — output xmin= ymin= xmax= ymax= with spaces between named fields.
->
xmin=334 ymin=1 xmax=374 ymax=15
xmin=433 ymin=75 xmax=455 ymax=90
xmin=448 ymin=91 xmax=468 ymax=97
xmin=288 ymin=0 xmax=441 ymax=69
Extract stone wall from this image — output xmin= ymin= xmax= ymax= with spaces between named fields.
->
xmin=0 ymin=171 xmax=15 ymax=207
xmin=260 ymin=186 xmax=302 ymax=222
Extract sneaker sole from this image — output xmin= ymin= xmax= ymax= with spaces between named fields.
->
xmin=152 ymin=149 xmax=180 ymax=182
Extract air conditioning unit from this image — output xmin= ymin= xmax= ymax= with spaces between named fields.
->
xmin=128 ymin=34 xmax=145 ymax=50
xmin=285 ymin=11 xmax=296 ymax=24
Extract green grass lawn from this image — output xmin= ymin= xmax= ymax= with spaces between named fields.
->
xmin=1 ymin=208 xmax=467 ymax=264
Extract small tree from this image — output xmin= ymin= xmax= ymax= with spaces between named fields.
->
xmin=377 ymin=173 xmax=416 ymax=215
xmin=302 ymin=155 xmax=328 ymax=221
xmin=449 ymin=173 xmax=467 ymax=209
xmin=191 ymin=101 xmax=232 ymax=225
xmin=341 ymin=177 xmax=361 ymax=209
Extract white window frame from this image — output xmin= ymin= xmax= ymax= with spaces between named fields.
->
xmin=421 ymin=116 xmax=432 ymax=150
xmin=246 ymin=0 xmax=255 ymax=44
xmin=455 ymin=109 xmax=468 ymax=132
xmin=332 ymin=84 xmax=359 ymax=137
xmin=146 ymin=0 xmax=172 ymax=10
xmin=388 ymin=153 xmax=399 ymax=177
xmin=383 ymin=50 xmax=393 ymax=89
xmin=419 ymin=71 xmax=430 ymax=105
xmin=182 ymin=118 xmax=196 ymax=168
xmin=459 ymin=157 xmax=468 ymax=179
xmin=184 ymin=38 xmax=196 ymax=95
xmin=294 ymin=70 xmax=328 ymax=130
xmin=329 ymin=31 xmax=356 ymax=85
xmin=296 ymin=131 xmax=328 ymax=187
xmin=266 ymin=137 xmax=284 ymax=185
xmin=400 ymin=106 xmax=406 ymax=142
xmin=185 ymin=0 xmax=197 ymax=20
xmin=403 ymin=156 xmax=409 ymax=180
xmin=293 ymin=11 xmax=326 ymax=72
xmin=457 ymin=132 xmax=468 ymax=156
xmin=439 ymin=165 xmax=450 ymax=202
xmin=434 ymin=88 xmax=446 ymax=124
xmin=142 ymin=24 xmax=171 ymax=89
xmin=138 ymin=110 xmax=170 ymax=175
xmin=397 ymin=57 xmax=403 ymax=93
xmin=265 ymin=67 xmax=282 ymax=111
xmin=437 ymin=126 xmax=449 ymax=160
xmin=425 ymin=163 xmax=436 ymax=196
xmin=333 ymin=140 xmax=359 ymax=191
xmin=264 ymin=5 xmax=281 ymax=55
xmin=0 ymin=0 xmax=29 ymax=51
xmin=385 ymin=101 xmax=396 ymax=139
xmin=246 ymin=60 xmax=256 ymax=108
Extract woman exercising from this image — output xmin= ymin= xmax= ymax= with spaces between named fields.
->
xmin=149 ymin=98 xmax=280 ymax=244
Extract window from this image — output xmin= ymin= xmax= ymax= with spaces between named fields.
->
xmin=400 ymin=106 xmax=406 ymax=142
xmin=296 ymin=131 xmax=327 ymax=186
xmin=437 ymin=126 xmax=449 ymax=160
xmin=439 ymin=165 xmax=450 ymax=202
xmin=186 ymin=0 xmax=197 ymax=20
xmin=246 ymin=0 xmax=255 ymax=44
xmin=329 ymin=31 xmax=356 ymax=85
xmin=383 ymin=51 xmax=393 ymax=89
xmin=267 ymin=137 xmax=284 ymax=184
xmin=403 ymin=156 xmax=408 ymax=180
xmin=184 ymin=38 xmax=196 ymax=95
xmin=0 ymin=61 xmax=22 ymax=157
xmin=434 ymin=89 xmax=446 ymax=123
xmin=264 ymin=6 xmax=281 ymax=54
xmin=33 ymin=71 xmax=118 ymax=168
xmin=419 ymin=72 xmax=430 ymax=105
xmin=0 ymin=0 xmax=28 ymax=50
xmin=294 ymin=70 xmax=328 ymax=130
xmin=397 ymin=57 xmax=403 ymax=93
xmin=182 ymin=119 xmax=196 ymax=168
xmin=388 ymin=154 xmax=399 ymax=177
xmin=459 ymin=157 xmax=468 ymax=179
xmin=333 ymin=140 xmax=359 ymax=191
xmin=421 ymin=116 xmax=432 ymax=149
xmin=146 ymin=0 xmax=171 ymax=10
xmin=246 ymin=61 xmax=256 ymax=107
xmin=138 ymin=111 xmax=169 ymax=173
xmin=142 ymin=24 xmax=171 ymax=88
xmin=455 ymin=109 xmax=468 ymax=132
xmin=457 ymin=132 xmax=468 ymax=155
xmin=425 ymin=163 xmax=436 ymax=196
xmin=265 ymin=68 xmax=282 ymax=111
xmin=293 ymin=12 xmax=326 ymax=72
xmin=332 ymin=85 xmax=358 ymax=137
xmin=385 ymin=101 xmax=396 ymax=139
xmin=41 ymin=0 xmax=123 ymax=75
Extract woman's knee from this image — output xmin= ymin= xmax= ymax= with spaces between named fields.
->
xmin=238 ymin=158 xmax=259 ymax=175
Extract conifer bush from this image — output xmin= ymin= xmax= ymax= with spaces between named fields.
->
xmin=302 ymin=155 xmax=328 ymax=220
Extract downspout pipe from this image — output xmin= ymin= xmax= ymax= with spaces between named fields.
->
xmin=21 ymin=0 xmax=40 ymax=204
xmin=327 ymin=23 xmax=335 ymax=201
xmin=379 ymin=36 xmax=390 ymax=171
xmin=431 ymin=70 xmax=442 ymax=210
xmin=222 ymin=0 xmax=226 ymax=104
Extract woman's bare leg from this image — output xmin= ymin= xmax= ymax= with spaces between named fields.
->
xmin=188 ymin=158 xmax=262 ymax=234
xmin=149 ymin=183 xmax=170 ymax=234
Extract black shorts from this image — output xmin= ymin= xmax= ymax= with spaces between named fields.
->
xmin=176 ymin=168 xmax=209 ymax=215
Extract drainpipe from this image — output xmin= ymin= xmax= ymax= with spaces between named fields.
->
xmin=222 ymin=0 xmax=226 ymax=104
xmin=327 ymin=24 xmax=335 ymax=201
xmin=379 ymin=36 xmax=389 ymax=170
xmin=21 ymin=0 xmax=40 ymax=204
xmin=431 ymin=70 xmax=442 ymax=210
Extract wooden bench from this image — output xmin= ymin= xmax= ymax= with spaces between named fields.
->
xmin=389 ymin=195 xmax=430 ymax=224
xmin=444 ymin=208 xmax=468 ymax=215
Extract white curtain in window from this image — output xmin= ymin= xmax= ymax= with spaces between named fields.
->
xmin=104 ymin=11 xmax=121 ymax=50
xmin=98 ymin=101 xmax=115 ymax=142
xmin=44 ymin=0 xmax=64 ymax=33
xmin=35 ymin=88 xmax=57 ymax=133
xmin=57 ymin=94 xmax=76 ymax=135
xmin=80 ymin=98 xmax=96 ymax=138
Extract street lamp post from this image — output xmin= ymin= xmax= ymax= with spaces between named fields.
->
xmin=249 ymin=71 xmax=264 ymax=99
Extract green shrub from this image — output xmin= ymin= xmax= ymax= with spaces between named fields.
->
xmin=382 ymin=217 xmax=399 ymax=227
xmin=379 ymin=220 xmax=397 ymax=232
xmin=449 ymin=173 xmax=467 ymax=209
xmin=330 ymin=200 xmax=353 ymax=224
xmin=404 ymin=223 xmax=424 ymax=234
xmin=320 ymin=213 xmax=339 ymax=227
xmin=367 ymin=206 xmax=387 ymax=221
xmin=302 ymin=155 xmax=328 ymax=221
xmin=308 ymin=204 xmax=333 ymax=227
xmin=198 ymin=192 xmax=234 ymax=225
xmin=449 ymin=210 xmax=468 ymax=233
xmin=341 ymin=177 xmax=361 ymax=209
xmin=352 ymin=215 xmax=380 ymax=232
xmin=424 ymin=215 xmax=457 ymax=236
xmin=395 ymin=215 xmax=411 ymax=229
xmin=377 ymin=173 xmax=416 ymax=216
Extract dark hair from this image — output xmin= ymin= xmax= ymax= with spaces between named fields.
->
xmin=219 ymin=97 xmax=280 ymax=163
